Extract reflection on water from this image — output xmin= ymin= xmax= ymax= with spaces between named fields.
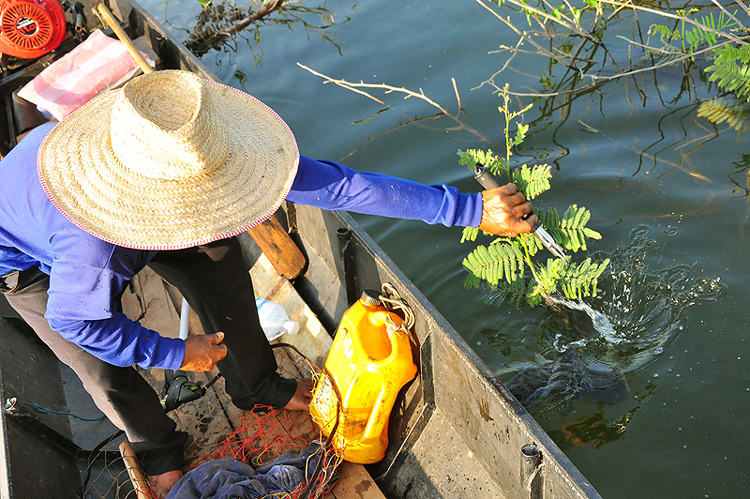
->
xmin=490 ymin=225 xmax=724 ymax=412
xmin=553 ymin=382 xmax=657 ymax=451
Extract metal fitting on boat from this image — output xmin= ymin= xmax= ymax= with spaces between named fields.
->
xmin=521 ymin=443 xmax=543 ymax=499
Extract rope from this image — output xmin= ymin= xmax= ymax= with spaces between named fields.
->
xmin=4 ymin=397 xmax=107 ymax=422
xmin=23 ymin=401 xmax=107 ymax=421
xmin=379 ymin=282 xmax=416 ymax=337
xmin=271 ymin=342 xmax=343 ymax=499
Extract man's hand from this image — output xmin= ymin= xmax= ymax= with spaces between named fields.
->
xmin=478 ymin=183 xmax=538 ymax=237
xmin=180 ymin=332 xmax=227 ymax=372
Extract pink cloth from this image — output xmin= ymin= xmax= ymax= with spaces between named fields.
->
xmin=17 ymin=29 xmax=147 ymax=121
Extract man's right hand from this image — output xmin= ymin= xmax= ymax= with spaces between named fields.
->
xmin=180 ymin=332 xmax=227 ymax=372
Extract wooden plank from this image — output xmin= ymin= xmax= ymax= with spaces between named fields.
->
xmin=248 ymin=214 xmax=307 ymax=280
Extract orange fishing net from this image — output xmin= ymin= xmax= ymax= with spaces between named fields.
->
xmin=193 ymin=391 xmax=342 ymax=498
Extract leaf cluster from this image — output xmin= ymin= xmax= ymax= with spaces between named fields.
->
xmin=652 ymin=9 xmax=737 ymax=56
xmin=545 ymin=205 xmax=602 ymax=252
xmin=457 ymin=148 xmax=506 ymax=177
xmin=706 ymin=45 xmax=750 ymax=102
xmin=459 ymin=88 xmax=608 ymax=307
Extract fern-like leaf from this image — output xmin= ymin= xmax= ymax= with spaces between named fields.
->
xmin=531 ymin=257 xmax=564 ymax=298
xmin=544 ymin=204 xmax=601 ymax=253
xmin=512 ymin=163 xmax=551 ymax=200
xmin=462 ymin=242 xmax=525 ymax=285
xmin=461 ymin=226 xmax=480 ymax=243
xmin=706 ymin=45 xmax=750 ymax=102
xmin=518 ymin=232 xmax=542 ymax=256
xmin=457 ymin=149 xmax=506 ymax=177
xmin=556 ymin=257 xmax=611 ymax=300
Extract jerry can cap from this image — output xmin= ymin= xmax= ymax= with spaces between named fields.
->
xmin=360 ymin=289 xmax=382 ymax=306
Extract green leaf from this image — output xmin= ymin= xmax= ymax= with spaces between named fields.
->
xmin=512 ymin=163 xmax=551 ymax=200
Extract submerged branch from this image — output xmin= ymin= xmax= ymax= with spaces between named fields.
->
xmin=225 ymin=0 xmax=285 ymax=35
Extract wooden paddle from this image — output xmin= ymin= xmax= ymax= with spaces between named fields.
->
xmin=95 ymin=3 xmax=307 ymax=279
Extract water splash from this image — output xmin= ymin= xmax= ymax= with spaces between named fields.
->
xmin=545 ymin=295 xmax=621 ymax=344
xmin=584 ymin=226 xmax=725 ymax=373
xmin=484 ymin=225 xmax=725 ymax=411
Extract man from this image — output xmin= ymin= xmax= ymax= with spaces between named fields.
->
xmin=0 ymin=70 xmax=536 ymax=497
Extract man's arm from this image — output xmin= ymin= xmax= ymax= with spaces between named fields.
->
xmin=287 ymin=156 xmax=483 ymax=227
xmin=45 ymin=252 xmax=186 ymax=369
xmin=287 ymin=156 xmax=536 ymax=235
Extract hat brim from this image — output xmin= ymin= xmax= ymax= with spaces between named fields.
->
xmin=38 ymin=79 xmax=299 ymax=250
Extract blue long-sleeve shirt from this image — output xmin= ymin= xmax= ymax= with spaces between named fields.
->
xmin=0 ymin=123 xmax=483 ymax=369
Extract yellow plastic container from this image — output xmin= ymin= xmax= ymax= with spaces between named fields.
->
xmin=310 ymin=290 xmax=417 ymax=464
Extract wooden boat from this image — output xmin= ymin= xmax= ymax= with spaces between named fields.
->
xmin=0 ymin=0 xmax=603 ymax=497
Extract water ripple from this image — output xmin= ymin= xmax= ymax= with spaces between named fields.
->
xmin=584 ymin=225 xmax=726 ymax=374
xmin=483 ymin=225 xmax=725 ymax=410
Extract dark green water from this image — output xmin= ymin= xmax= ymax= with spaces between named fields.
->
xmin=141 ymin=0 xmax=749 ymax=496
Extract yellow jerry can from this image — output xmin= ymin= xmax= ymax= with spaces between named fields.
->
xmin=310 ymin=289 xmax=417 ymax=464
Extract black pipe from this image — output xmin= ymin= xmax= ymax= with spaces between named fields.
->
xmin=336 ymin=227 xmax=358 ymax=306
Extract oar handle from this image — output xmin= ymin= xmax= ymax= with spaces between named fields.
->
xmin=96 ymin=3 xmax=154 ymax=74
xmin=119 ymin=440 xmax=153 ymax=499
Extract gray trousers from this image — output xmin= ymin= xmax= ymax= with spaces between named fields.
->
xmin=1 ymin=237 xmax=295 ymax=474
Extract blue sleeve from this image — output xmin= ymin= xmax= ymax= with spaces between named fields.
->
xmin=286 ymin=156 xmax=483 ymax=227
xmin=45 ymin=252 xmax=185 ymax=370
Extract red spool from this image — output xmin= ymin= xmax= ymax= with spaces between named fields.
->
xmin=0 ymin=0 xmax=66 ymax=59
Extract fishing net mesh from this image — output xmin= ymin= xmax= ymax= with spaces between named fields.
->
xmin=82 ymin=353 xmax=343 ymax=498
xmin=193 ymin=402 xmax=343 ymax=499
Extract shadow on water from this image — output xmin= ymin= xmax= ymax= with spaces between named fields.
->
xmin=488 ymin=225 xmax=725 ymax=414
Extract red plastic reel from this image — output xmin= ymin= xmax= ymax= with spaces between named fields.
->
xmin=0 ymin=0 xmax=66 ymax=59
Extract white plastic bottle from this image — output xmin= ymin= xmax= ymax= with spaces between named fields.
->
xmin=255 ymin=298 xmax=300 ymax=341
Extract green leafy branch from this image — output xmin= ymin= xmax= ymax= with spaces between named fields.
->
xmin=706 ymin=45 xmax=750 ymax=102
xmin=458 ymin=86 xmax=609 ymax=306
xmin=651 ymin=9 xmax=738 ymax=57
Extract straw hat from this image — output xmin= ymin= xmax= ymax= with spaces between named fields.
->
xmin=38 ymin=69 xmax=299 ymax=250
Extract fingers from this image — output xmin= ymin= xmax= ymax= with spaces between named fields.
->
xmin=505 ymin=213 xmax=537 ymax=237
xmin=509 ymin=191 xmax=528 ymax=208
xmin=207 ymin=331 xmax=225 ymax=345
xmin=478 ymin=186 xmax=537 ymax=237
xmin=180 ymin=333 xmax=228 ymax=372
xmin=498 ymin=182 xmax=518 ymax=196
xmin=515 ymin=201 xmax=534 ymax=219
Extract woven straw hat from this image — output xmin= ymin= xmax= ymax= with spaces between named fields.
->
xmin=38 ymin=69 xmax=299 ymax=250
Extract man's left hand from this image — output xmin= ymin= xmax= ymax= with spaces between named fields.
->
xmin=478 ymin=183 xmax=537 ymax=237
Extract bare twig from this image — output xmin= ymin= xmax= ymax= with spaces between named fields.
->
xmin=475 ymin=0 xmax=574 ymax=69
xmin=225 ymin=0 xmax=285 ymax=35
xmin=597 ymin=0 xmax=749 ymax=46
xmin=296 ymin=63 xmax=495 ymax=144
xmin=709 ymin=0 xmax=744 ymax=27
